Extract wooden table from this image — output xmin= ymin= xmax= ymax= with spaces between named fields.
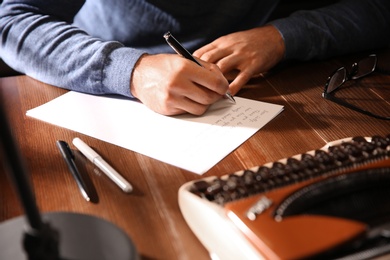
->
xmin=1 ymin=49 xmax=389 ymax=259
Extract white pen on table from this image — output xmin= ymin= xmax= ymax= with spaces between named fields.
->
xmin=72 ymin=137 xmax=133 ymax=193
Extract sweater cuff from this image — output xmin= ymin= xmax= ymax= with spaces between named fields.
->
xmin=102 ymin=47 xmax=146 ymax=98
xmin=269 ymin=17 xmax=312 ymax=61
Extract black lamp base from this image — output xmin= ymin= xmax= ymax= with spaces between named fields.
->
xmin=0 ymin=212 xmax=138 ymax=260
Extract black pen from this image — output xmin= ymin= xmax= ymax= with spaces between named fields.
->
xmin=56 ymin=140 xmax=91 ymax=202
xmin=163 ymin=31 xmax=236 ymax=104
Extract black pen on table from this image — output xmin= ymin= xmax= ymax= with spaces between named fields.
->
xmin=56 ymin=140 xmax=91 ymax=202
xmin=163 ymin=31 xmax=236 ymax=104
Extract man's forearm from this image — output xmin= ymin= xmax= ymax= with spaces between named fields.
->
xmin=0 ymin=0 xmax=145 ymax=97
xmin=270 ymin=0 xmax=390 ymax=61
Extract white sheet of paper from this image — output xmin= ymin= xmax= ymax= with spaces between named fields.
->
xmin=26 ymin=91 xmax=283 ymax=174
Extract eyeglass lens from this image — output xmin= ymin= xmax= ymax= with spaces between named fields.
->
xmin=326 ymin=55 xmax=377 ymax=94
xmin=327 ymin=67 xmax=346 ymax=93
xmin=353 ymin=55 xmax=377 ymax=79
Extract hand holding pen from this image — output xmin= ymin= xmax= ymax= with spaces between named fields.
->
xmin=129 ymin=33 xmax=232 ymax=116
xmin=164 ymin=32 xmax=235 ymax=104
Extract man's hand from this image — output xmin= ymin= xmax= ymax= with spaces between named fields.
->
xmin=130 ymin=53 xmax=229 ymax=116
xmin=194 ymin=25 xmax=286 ymax=95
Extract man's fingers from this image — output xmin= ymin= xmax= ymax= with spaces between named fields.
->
xmin=194 ymin=44 xmax=231 ymax=64
xmin=192 ymin=61 xmax=229 ymax=95
xmin=229 ymin=70 xmax=253 ymax=95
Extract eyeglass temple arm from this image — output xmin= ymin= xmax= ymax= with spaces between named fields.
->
xmin=323 ymin=93 xmax=390 ymax=120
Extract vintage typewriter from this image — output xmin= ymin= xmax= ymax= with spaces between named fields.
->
xmin=178 ymin=134 xmax=390 ymax=260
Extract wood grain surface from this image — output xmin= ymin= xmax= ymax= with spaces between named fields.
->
xmin=1 ymin=49 xmax=389 ymax=259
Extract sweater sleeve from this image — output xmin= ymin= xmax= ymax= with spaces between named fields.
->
xmin=0 ymin=0 xmax=145 ymax=97
xmin=269 ymin=0 xmax=390 ymax=61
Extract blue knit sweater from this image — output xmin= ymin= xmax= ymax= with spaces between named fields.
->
xmin=0 ymin=0 xmax=389 ymax=97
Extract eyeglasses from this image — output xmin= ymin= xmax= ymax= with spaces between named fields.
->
xmin=322 ymin=54 xmax=390 ymax=120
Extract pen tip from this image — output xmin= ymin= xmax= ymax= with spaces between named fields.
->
xmin=226 ymin=92 xmax=236 ymax=104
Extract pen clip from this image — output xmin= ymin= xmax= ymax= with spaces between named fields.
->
xmin=163 ymin=31 xmax=203 ymax=67
xmin=56 ymin=140 xmax=75 ymax=160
